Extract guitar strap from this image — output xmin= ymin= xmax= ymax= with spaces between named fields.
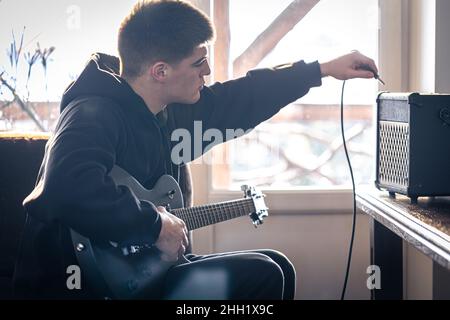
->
xmin=156 ymin=109 xmax=192 ymax=254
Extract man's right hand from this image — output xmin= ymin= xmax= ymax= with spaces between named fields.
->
xmin=154 ymin=206 xmax=189 ymax=262
xmin=320 ymin=51 xmax=379 ymax=81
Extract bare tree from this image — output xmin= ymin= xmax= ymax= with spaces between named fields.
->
xmin=0 ymin=28 xmax=55 ymax=131
xmin=233 ymin=0 xmax=321 ymax=78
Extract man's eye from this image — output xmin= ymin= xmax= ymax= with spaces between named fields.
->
xmin=194 ymin=59 xmax=206 ymax=67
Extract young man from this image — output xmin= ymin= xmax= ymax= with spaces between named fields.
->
xmin=13 ymin=0 xmax=379 ymax=299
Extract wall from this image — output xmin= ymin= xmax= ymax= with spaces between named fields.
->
xmin=408 ymin=0 xmax=450 ymax=93
xmin=210 ymin=212 xmax=371 ymax=300
xmin=434 ymin=0 xmax=450 ymax=93
xmin=408 ymin=0 xmax=436 ymax=92
xmin=408 ymin=0 xmax=450 ymax=300
xmin=191 ymin=162 xmax=372 ymax=300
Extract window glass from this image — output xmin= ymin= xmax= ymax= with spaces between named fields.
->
xmin=211 ymin=0 xmax=379 ymax=189
xmin=0 ymin=0 xmax=136 ymax=130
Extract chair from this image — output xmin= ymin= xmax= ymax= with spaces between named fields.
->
xmin=0 ymin=134 xmax=48 ymax=299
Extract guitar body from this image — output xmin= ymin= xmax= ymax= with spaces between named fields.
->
xmin=70 ymin=165 xmax=268 ymax=299
xmin=71 ymin=166 xmax=188 ymax=299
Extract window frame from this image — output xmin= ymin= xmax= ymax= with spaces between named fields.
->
xmin=191 ymin=0 xmax=409 ymax=210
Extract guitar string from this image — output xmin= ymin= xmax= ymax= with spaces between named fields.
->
xmin=174 ymin=201 xmax=255 ymax=229
xmin=175 ymin=201 xmax=255 ymax=223
xmin=173 ymin=199 xmax=254 ymax=219
xmin=172 ymin=199 xmax=256 ymax=230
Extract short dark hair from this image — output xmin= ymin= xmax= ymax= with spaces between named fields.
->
xmin=118 ymin=0 xmax=215 ymax=78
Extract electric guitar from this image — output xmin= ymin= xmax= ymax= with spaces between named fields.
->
xmin=70 ymin=165 xmax=268 ymax=299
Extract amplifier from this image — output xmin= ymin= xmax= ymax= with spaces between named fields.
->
xmin=375 ymin=92 xmax=450 ymax=203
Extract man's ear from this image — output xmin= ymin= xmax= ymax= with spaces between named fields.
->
xmin=150 ymin=62 xmax=169 ymax=81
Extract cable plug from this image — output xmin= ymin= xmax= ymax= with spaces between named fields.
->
xmin=358 ymin=64 xmax=385 ymax=85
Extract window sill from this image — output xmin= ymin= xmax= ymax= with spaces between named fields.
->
xmin=207 ymin=186 xmax=366 ymax=214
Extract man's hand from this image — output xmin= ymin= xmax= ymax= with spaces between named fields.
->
xmin=320 ymin=51 xmax=379 ymax=80
xmin=154 ymin=206 xmax=189 ymax=262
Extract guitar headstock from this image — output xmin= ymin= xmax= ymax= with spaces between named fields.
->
xmin=241 ymin=185 xmax=268 ymax=227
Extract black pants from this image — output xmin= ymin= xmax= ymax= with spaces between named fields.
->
xmin=162 ymin=249 xmax=296 ymax=300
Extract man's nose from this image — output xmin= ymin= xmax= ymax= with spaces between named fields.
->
xmin=202 ymin=61 xmax=211 ymax=76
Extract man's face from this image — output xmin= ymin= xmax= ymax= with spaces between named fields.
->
xmin=165 ymin=44 xmax=211 ymax=104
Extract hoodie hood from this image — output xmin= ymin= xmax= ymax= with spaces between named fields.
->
xmin=60 ymin=53 xmax=153 ymax=121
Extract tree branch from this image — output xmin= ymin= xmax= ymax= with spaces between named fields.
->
xmin=0 ymin=99 xmax=14 ymax=111
xmin=0 ymin=73 xmax=46 ymax=131
xmin=233 ymin=0 xmax=321 ymax=78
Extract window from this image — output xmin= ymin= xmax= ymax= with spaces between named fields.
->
xmin=0 ymin=0 xmax=379 ymax=191
xmin=0 ymin=0 xmax=137 ymax=131
xmin=209 ymin=0 xmax=379 ymax=190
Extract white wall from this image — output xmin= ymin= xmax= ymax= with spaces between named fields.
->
xmin=191 ymin=199 xmax=371 ymax=299
xmin=408 ymin=0 xmax=436 ymax=92
xmin=408 ymin=0 xmax=450 ymax=93
xmin=380 ymin=0 xmax=450 ymax=300
xmin=190 ymin=160 xmax=372 ymax=300
xmin=435 ymin=0 xmax=450 ymax=92
xmin=212 ymin=212 xmax=371 ymax=300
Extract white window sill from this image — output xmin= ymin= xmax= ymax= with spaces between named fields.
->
xmin=207 ymin=187 xmax=363 ymax=214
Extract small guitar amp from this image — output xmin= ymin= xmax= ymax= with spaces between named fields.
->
xmin=375 ymin=92 xmax=450 ymax=203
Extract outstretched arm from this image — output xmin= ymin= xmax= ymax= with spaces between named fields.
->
xmin=167 ymin=51 xmax=378 ymax=162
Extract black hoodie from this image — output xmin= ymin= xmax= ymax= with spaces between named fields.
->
xmin=13 ymin=53 xmax=322 ymax=299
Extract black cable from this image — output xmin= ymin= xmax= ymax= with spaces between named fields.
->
xmin=339 ymin=80 xmax=357 ymax=300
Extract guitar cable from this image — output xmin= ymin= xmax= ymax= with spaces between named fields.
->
xmin=339 ymin=80 xmax=357 ymax=300
xmin=339 ymin=66 xmax=384 ymax=299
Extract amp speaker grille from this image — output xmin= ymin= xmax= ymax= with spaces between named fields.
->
xmin=378 ymin=121 xmax=409 ymax=188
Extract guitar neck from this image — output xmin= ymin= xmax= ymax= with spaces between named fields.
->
xmin=172 ymin=198 xmax=255 ymax=231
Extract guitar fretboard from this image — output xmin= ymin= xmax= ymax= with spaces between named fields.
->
xmin=172 ymin=198 xmax=255 ymax=230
